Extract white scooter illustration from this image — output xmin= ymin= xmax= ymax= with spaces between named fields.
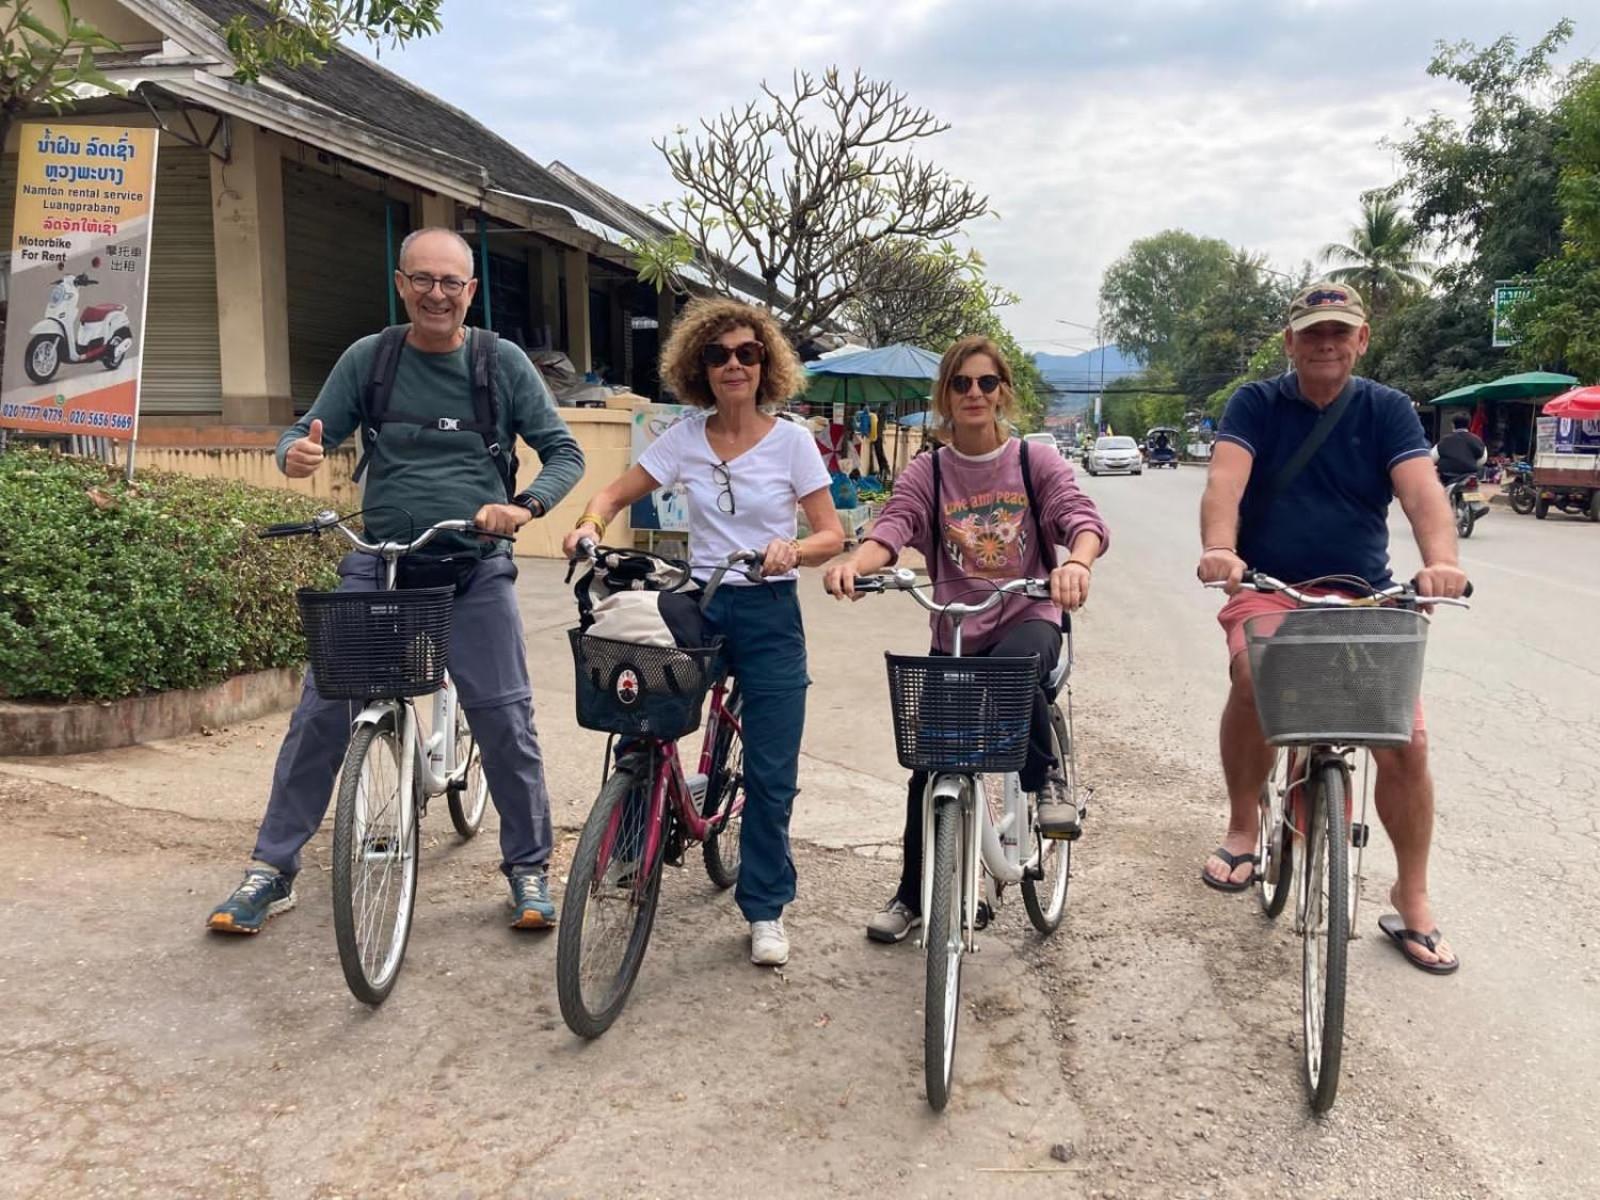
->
xmin=24 ymin=257 xmax=133 ymax=384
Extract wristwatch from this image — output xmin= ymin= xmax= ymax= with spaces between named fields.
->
xmin=511 ymin=492 xmax=545 ymax=519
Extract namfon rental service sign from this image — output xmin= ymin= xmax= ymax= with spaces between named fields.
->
xmin=0 ymin=124 xmax=159 ymax=440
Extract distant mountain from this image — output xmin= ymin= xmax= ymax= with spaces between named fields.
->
xmin=1032 ymin=346 xmax=1143 ymax=416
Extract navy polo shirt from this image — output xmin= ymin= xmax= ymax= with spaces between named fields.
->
xmin=1218 ymin=373 xmax=1430 ymax=588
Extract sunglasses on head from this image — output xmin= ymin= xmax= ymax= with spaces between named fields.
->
xmin=950 ymin=373 xmax=1002 ymax=395
xmin=700 ymin=341 xmax=766 ymax=368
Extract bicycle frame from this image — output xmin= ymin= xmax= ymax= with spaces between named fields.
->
xmin=351 ymin=676 xmax=471 ymax=809
xmin=1277 ymin=746 xmax=1369 ymax=938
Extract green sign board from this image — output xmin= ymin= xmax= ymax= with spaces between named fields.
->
xmin=1492 ymin=283 xmax=1533 ymax=348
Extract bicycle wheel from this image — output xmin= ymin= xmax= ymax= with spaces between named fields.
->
xmin=556 ymin=764 xmax=665 ymax=1039
xmin=1257 ymin=750 xmax=1294 ymax=919
xmin=447 ymin=699 xmax=488 ymax=839
xmin=1301 ymin=761 xmax=1350 ymax=1113
xmin=331 ymin=716 xmax=418 ymax=1006
xmin=924 ymin=794 xmax=966 ymax=1112
xmin=1023 ymin=705 xmax=1073 ymax=933
xmin=702 ymin=687 xmax=744 ymax=890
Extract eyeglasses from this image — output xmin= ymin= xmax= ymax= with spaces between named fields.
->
xmin=701 ymin=341 xmax=766 ymax=368
xmin=402 ymin=272 xmax=470 ymax=297
xmin=712 ymin=460 xmax=736 ymax=514
xmin=950 ymin=373 xmax=1002 ymax=395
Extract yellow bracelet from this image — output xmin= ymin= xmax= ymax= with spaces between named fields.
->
xmin=577 ymin=512 xmax=608 ymax=538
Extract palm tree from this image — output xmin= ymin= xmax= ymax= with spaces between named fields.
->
xmin=1320 ymin=197 xmax=1433 ymax=319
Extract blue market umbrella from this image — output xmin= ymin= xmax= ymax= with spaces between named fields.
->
xmin=803 ymin=343 xmax=941 ymax=408
xmin=897 ymin=410 xmax=933 ymax=427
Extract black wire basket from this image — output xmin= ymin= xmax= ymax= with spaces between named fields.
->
xmin=570 ymin=629 xmax=723 ymax=739
xmin=297 ymin=586 xmax=455 ymax=700
xmin=885 ymin=653 xmax=1038 ymax=773
xmin=1245 ymin=607 xmax=1427 ymax=747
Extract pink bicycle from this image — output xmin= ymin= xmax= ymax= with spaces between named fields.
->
xmin=556 ymin=543 xmax=759 ymax=1038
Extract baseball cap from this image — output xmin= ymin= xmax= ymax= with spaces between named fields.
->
xmin=1287 ymin=282 xmax=1367 ymax=332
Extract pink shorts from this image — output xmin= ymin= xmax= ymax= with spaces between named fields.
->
xmin=1217 ymin=589 xmax=1426 ymax=734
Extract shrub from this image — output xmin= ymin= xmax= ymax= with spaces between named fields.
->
xmin=0 ymin=447 xmax=343 ymax=702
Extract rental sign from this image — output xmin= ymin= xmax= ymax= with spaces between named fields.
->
xmin=1 ymin=124 xmax=159 ymax=440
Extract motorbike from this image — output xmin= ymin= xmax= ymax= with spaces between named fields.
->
xmin=23 ymin=257 xmax=133 ymax=385
xmin=1502 ymin=461 xmax=1537 ymax=516
xmin=1443 ymin=473 xmax=1490 ymax=538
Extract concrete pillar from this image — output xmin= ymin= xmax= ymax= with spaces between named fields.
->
xmin=562 ymin=248 xmax=591 ymax=373
xmin=531 ymin=245 xmax=561 ymax=350
xmin=211 ymin=125 xmax=292 ymax=425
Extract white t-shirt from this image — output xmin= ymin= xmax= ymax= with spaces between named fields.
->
xmin=638 ymin=414 xmax=832 ymax=583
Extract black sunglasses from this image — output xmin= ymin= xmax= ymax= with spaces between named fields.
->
xmin=701 ymin=341 xmax=766 ymax=368
xmin=712 ymin=460 xmax=736 ymax=514
xmin=950 ymin=373 xmax=1002 ymax=395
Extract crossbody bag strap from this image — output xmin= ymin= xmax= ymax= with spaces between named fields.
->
xmin=1266 ymin=378 xmax=1357 ymax=505
xmin=928 ymin=446 xmax=943 ymax=585
xmin=1016 ymin=439 xmax=1052 ymax=567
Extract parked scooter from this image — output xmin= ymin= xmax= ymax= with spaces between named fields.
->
xmin=23 ymin=258 xmax=133 ymax=384
xmin=1443 ymin=474 xmax=1490 ymax=539
xmin=1503 ymin=461 xmax=1537 ymax=516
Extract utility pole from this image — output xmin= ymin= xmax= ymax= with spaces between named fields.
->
xmin=1057 ymin=317 xmax=1105 ymax=431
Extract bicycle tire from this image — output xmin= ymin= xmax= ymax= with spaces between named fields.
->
xmin=331 ymin=716 xmax=418 ymax=1006
xmin=1302 ymin=761 xmax=1350 ymax=1113
xmin=1257 ymin=751 xmax=1294 ymax=919
xmin=447 ymin=700 xmax=488 ymax=839
xmin=1022 ymin=706 xmax=1073 ymax=933
xmin=924 ymin=795 xmax=965 ymax=1112
xmin=556 ymin=765 xmax=665 ymax=1039
xmin=702 ymin=687 xmax=744 ymax=890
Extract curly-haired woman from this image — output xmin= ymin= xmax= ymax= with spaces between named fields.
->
xmin=824 ymin=335 xmax=1109 ymax=944
xmin=563 ymin=297 xmax=844 ymax=967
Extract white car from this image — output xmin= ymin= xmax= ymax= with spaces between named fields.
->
xmin=1022 ymin=431 xmax=1061 ymax=457
xmin=1087 ymin=435 xmax=1142 ymax=476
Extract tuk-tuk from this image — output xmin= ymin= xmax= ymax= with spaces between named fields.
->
xmin=1145 ymin=426 xmax=1180 ymax=469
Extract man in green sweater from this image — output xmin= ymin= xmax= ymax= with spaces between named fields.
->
xmin=208 ymin=227 xmax=584 ymax=935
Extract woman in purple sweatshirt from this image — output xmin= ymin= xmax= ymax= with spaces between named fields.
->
xmin=824 ymin=335 xmax=1109 ymax=945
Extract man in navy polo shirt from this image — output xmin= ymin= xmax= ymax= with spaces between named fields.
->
xmin=1195 ymin=282 xmax=1470 ymax=974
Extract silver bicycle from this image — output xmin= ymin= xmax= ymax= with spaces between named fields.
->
xmin=852 ymin=568 xmax=1080 ymax=1111
xmin=262 ymin=510 xmax=510 ymax=1005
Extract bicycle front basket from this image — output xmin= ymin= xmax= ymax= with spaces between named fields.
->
xmin=1245 ymin=607 xmax=1427 ymax=747
xmin=569 ymin=629 xmax=723 ymax=739
xmin=885 ymin=653 xmax=1037 ymax=774
xmin=296 ymin=586 xmax=455 ymax=701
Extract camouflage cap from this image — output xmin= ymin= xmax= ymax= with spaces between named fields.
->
xmin=1287 ymin=282 xmax=1367 ymax=332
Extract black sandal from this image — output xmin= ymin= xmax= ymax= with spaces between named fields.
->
xmin=1378 ymin=913 xmax=1460 ymax=975
xmin=1200 ymin=847 xmax=1258 ymax=893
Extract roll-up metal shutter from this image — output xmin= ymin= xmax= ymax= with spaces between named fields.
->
xmin=0 ymin=153 xmax=17 ymax=250
xmin=284 ymin=162 xmax=393 ymax=408
xmin=143 ymin=146 xmax=223 ymax=414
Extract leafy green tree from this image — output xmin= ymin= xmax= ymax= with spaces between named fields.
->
xmin=0 ymin=1 xmax=123 ymax=157
xmin=1098 ymin=230 xmax=1234 ymax=369
xmin=222 ymin=1 xmax=443 ymax=82
xmin=1172 ymin=251 xmax=1291 ymax=403
xmin=1206 ymin=337 xmax=1288 ymax=419
xmin=1362 ymin=284 xmax=1503 ymax=401
xmin=1320 ymin=196 xmax=1432 ymax=319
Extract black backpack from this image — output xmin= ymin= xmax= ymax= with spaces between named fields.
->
xmin=352 ymin=324 xmax=519 ymax=501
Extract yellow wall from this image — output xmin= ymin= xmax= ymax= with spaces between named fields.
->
xmin=141 ymin=407 xmax=636 ymax=558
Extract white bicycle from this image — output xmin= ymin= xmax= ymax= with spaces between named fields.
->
xmin=852 ymin=568 xmax=1080 ymax=1111
xmin=261 ymin=510 xmax=509 ymax=1005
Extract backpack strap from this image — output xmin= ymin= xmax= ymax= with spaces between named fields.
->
xmin=929 ymin=446 xmax=943 ymax=585
xmin=1016 ymin=439 xmax=1053 ymax=570
xmin=354 ymin=324 xmax=410 ymax=484
xmin=468 ymin=328 xmax=518 ymax=500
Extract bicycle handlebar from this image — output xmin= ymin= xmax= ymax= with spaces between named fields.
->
xmin=257 ymin=510 xmax=514 ymax=555
xmin=848 ymin=567 xmax=1053 ymax=613
xmin=1204 ymin=569 xmax=1472 ymax=609
xmin=566 ymin=540 xmax=765 ymax=592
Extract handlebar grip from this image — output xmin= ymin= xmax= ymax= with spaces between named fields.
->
xmin=258 ymin=523 xmax=309 ymax=539
xmin=851 ymin=577 xmax=887 ymax=594
xmin=471 ymin=527 xmax=517 ymax=541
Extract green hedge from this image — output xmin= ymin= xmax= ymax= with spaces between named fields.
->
xmin=0 ymin=447 xmax=343 ymax=702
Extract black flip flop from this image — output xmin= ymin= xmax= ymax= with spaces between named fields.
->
xmin=1378 ymin=913 xmax=1460 ymax=975
xmin=1200 ymin=847 xmax=1258 ymax=893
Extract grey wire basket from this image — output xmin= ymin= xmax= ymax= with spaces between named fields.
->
xmin=1245 ymin=607 xmax=1428 ymax=748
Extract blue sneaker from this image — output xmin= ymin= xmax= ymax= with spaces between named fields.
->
xmin=207 ymin=868 xmax=296 ymax=934
xmin=508 ymin=868 xmax=556 ymax=929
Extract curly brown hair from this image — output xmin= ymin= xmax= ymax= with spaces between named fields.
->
xmin=659 ymin=297 xmax=807 ymax=411
xmin=932 ymin=335 xmax=1018 ymax=438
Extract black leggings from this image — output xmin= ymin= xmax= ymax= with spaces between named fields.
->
xmin=893 ymin=619 xmax=1062 ymax=912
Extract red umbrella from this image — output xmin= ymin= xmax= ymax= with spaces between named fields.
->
xmin=1542 ymin=386 xmax=1600 ymax=416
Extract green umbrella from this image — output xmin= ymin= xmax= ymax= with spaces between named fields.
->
xmin=1475 ymin=370 xmax=1578 ymax=400
xmin=1428 ymin=381 xmax=1486 ymax=407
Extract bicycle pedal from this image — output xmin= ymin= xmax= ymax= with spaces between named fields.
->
xmin=1350 ymin=823 xmax=1370 ymax=848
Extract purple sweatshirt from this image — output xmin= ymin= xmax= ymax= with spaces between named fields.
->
xmin=867 ymin=440 xmax=1110 ymax=653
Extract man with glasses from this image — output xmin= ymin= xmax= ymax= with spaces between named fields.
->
xmin=1196 ymin=282 xmax=1468 ymax=974
xmin=208 ymin=227 xmax=585 ymax=935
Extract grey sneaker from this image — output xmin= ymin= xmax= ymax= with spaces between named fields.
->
xmin=750 ymin=918 xmax=789 ymax=966
xmin=1036 ymin=773 xmax=1082 ymax=840
xmin=866 ymin=898 xmax=922 ymax=944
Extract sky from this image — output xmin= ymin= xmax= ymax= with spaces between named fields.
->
xmin=369 ymin=1 xmax=1592 ymax=353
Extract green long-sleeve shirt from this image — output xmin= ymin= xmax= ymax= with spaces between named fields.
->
xmin=276 ymin=329 xmax=585 ymax=555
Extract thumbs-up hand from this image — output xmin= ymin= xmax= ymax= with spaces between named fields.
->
xmin=284 ymin=417 xmax=326 ymax=478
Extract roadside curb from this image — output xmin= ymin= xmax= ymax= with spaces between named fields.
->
xmin=0 ymin=667 xmax=305 ymax=757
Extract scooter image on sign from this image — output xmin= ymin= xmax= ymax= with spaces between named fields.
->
xmin=24 ymin=257 xmax=133 ymax=384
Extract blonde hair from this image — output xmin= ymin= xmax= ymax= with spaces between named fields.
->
xmin=932 ymin=335 xmax=1017 ymax=438
xmin=659 ymin=297 xmax=806 ymax=411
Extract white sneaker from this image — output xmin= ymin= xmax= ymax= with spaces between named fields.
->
xmin=750 ymin=918 xmax=789 ymax=966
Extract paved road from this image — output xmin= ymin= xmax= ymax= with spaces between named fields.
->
xmin=2 ymin=462 xmax=1596 ymax=1197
